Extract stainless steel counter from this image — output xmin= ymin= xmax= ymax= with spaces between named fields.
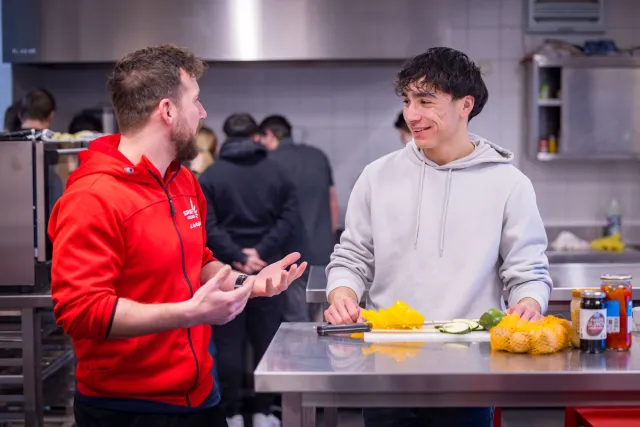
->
xmin=545 ymin=250 xmax=640 ymax=264
xmin=255 ymin=323 xmax=640 ymax=427
xmin=306 ymin=263 xmax=640 ymax=304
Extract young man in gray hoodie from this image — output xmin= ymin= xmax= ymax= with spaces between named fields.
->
xmin=324 ymin=47 xmax=553 ymax=427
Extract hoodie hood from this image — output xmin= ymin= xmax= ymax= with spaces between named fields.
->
xmin=407 ymin=133 xmax=514 ymax=169
xmin=67 ymin=134 xmax=181 ymax=189
xmin=404 ymin=133 xmax=514 ymax=256
xmin=219 ymin=137 xmax=267 ymax=162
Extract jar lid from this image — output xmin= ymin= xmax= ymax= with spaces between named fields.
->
xmin=601 ymin=274 xmax=632 ymax=281
xmin=572 ymin=288 xmax=599 ymax=297
xmin=581 ymin=290 xmax=606 ymax=299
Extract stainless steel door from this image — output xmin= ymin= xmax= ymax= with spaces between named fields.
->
xmin=0 ymin=141 xmax=36 ymax=286
xmin=561 ymin=66 xmax=640 ymax=157
xmin=0 ymin=139 xmax=88 ymax=287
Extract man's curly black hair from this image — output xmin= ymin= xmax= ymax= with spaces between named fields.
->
xmin=394 ymin=47 xmax=488 ymax=122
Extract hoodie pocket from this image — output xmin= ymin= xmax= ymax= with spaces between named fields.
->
xmin=89 ymin=336 xmax=142 ymax=374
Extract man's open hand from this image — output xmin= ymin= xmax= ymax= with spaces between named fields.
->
xmin=251 ymin=252 xmax=307 ymax=297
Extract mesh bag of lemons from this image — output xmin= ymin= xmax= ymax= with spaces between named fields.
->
xmin=490 ymin=313 xmax=572 ymax=355
xmin=361 ymin=301 xmax=425 ymax=329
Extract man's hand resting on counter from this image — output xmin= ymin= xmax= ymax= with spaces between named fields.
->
xmin=507 ymin=297 xmax=542 ymax=321
xmin=325 ymin=287 xmax=364 ymax=324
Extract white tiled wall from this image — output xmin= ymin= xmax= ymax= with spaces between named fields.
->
xmin=11 ymin=0 xmax=640 ymax=229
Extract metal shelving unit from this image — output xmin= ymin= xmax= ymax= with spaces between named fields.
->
xmin=0 ymin=297 xmax=75 ymax=427
xmin=526 ymin=54 xmax=640 ymax=162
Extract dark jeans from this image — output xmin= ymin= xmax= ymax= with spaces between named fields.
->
xmin=214 ymin=295 xmax=282 ymax=417
xmin=209 ymin=325 xmax=219 ymax=385
xmin=363 ymin=407 xmax=494 ymax=427
xmin=74 ymin=399 xmax=228 ymax=427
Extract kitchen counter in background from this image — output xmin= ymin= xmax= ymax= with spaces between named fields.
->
xmin=546 ymin=249 xmax=640 ymax=264
xmin=306 ymin=260 xmax=640 ymax=308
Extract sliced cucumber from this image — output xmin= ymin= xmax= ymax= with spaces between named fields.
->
xmin=439 ymin=322 xmax=472 ymax=334
xmin=471 ymin=319 xmax=482 ymax=328
xmin=452 ymin=319 xmax=480 ymax=331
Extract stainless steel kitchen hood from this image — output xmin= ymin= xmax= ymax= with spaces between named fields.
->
xmin=2 ymin=0 xmax=449 ymax=63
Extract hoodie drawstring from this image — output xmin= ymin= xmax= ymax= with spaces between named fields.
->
xmin=413 ymin=161 xmax=426 ymax=249
xmin=413 ymin=164 xmax=453 ymax=257
xmin=439 ymin=169 xmax=453 ymax=257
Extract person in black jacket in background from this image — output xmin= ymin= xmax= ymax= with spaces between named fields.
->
xmin=199 ymin=113 xmax=301 ymax=427
xmin=258 ymin=115 xmax=337 ymax=322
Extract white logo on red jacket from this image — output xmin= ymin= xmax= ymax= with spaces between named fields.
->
xmin=183 ymin=199 xmax=201 ymax=229
xmin=183 ymin=199 xmax=199 ymax=220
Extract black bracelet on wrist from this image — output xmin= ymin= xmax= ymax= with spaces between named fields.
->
xmin=235 ymin=274 xmax=249 ymax=289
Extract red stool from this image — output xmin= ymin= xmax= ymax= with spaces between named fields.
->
xmin=493 ymin=407 xmax=501 ymax=427
xmin=565 ymin=407 xmax=640 ymax=427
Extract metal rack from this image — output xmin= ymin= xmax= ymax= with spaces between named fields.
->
xmin=525 ymin=54 xmax=640 ymax=162
xmin=0 ymin=294 xmax=74 ymax=427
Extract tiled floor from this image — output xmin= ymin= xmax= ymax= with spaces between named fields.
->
xmin=4 ymin=407 xmax=568 ymax=427
xmin=307 ymin=408 xmax=568 ymax=427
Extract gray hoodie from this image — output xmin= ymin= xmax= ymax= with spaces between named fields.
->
xmin=326 ymin=134 xmax=552 ymax=319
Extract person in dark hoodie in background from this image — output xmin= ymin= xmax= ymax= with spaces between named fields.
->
xmin=199 ymin=113 xmax=301 ymax=427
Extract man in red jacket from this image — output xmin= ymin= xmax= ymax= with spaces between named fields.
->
xmin=48 ymin=44 xmax=307 ymax=427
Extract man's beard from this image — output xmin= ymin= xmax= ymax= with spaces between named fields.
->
xmin=171 ymin=117 xmax=200 ymax=163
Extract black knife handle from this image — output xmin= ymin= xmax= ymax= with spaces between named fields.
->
xmin=316 ymin=323 xmax=371 ymax=336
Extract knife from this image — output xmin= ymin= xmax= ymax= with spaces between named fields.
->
xmin=315 ymin=321 xmax=449 ymax=336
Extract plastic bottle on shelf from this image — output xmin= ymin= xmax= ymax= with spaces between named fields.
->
xmin=548 ymin=134 xmax=557 ymax=153
xmin=539 ymin=83 xmax=550 ymax=100
xmin=538 ymin=138 xmax=548 ymax=153
xmin=605 ymin=199 xmax=622 ymax=237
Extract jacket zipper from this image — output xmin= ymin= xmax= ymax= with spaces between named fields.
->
xmin=149 ymin=169 xmax=200 ymax=407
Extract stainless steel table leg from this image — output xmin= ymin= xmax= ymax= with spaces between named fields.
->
xmin=323 ymin=408 xmax=338 ymax=427
xmin=301 ymin=406 xmax=316 ymax=427
xmin=283 ymin=393 xmax=303 ymax=427
xmin=22 ymin=307 xmax=43 ymax=427
xmin=35 ymin=311 xmax=44 ymax=423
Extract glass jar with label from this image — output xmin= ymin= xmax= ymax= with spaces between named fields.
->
xmin=570 ymin=288 xmax=599 ymax=348
xmin=580 ymin=290 xmax=607 ymax=353
xmin=600 ymin=274 xmax=633 ymax=351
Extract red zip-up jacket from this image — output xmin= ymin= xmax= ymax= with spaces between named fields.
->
xmin=49 ymin=134 xmax=216 ymax=408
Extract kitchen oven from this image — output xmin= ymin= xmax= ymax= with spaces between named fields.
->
xmin=0 ymin=129 xmax=98 ymax=291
